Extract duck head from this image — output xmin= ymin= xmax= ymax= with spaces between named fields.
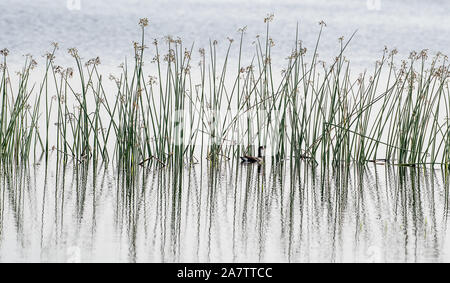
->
xmin=258 ymin=146 xmax=266 ymax=158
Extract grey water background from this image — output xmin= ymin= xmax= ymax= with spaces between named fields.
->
xmin=1 ymin=160 xmax=450 ymax=262
xmin=1 ymin=0 xmax=449 ymax=70
xmin=1 ymin=0 xmax=450 ymax=262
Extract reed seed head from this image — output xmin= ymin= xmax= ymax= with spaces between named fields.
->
xmin=238 ymin=26 xmax=247 ymax=33
xmin=0 ymin=48 xmax=10 ymax=57
xmin=139 ymin=18 xmax=149 ymax=27
xmin=68 ymin=48 xmax=79 ymax=58
xmin=264 ymin=13 xmax=274 ymax=23
xmin=86 ymin=57 xmax=101 ymax=67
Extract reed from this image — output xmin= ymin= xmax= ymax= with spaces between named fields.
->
xmin=0 ymin=17 xmax=448 ymax=170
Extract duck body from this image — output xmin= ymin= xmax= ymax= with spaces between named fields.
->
xmin=240 ymin=146 xmax=265 ymax=164
xmin=240 ymin=155 xmax=264 ymax=163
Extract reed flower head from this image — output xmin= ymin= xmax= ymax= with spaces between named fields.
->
xmin=419 ymin=49 xmax=429 ymax=60
xmin=409 ymin=51 xmax=417 ymax=60
xmin=44 ymin=52 xmax=56 ymax=62
xmin=238 ymin=26 xmax=247 ymax=33
xmin=264 ymin=13 xmax=274 ymax=23
xmin=139 ymin=18 xmax=149 ymax=27
xmin=300 ymin=47 xmax=307 ymax=55
xmin=183 ymin=65 xmax=191 ymax=74
xmin=164 ymin=49 xmax=175 ymax=63
xmin=54 ymin=65 xmax=64 ymax=74
xmin=435 ymin=51 xmax=448 ymax=62
xmin=319 ymin=20 xmax=327 ymax=27
xmin=133 ymin=41 xmax=148 ymax=52
xmin=287 ymin=50 xmax=299 ymax=60
xmin=109 ymin=74 xmax=121 ymax=87
xmin=151 ymin=55 xmax=160 ymax=63
xmin=86 ymin=57 xmax=101 ymax=67
xmin=66 ymin=67 xmax=74 ymax=78
xmin=434 ymin=65 xmax=450 ymax=78
xmin=68 ymin=48 xmax=79 ymax=58
xmin=165 ymin=35 xmax=182 ymax=44
xmin=184 ymin=49 xmax=191 ymax=59
xmin=148 ymin=75 xmax=158 ymax=85
xmin=1 ymin=48 xmax=10 ymax=57
xmin=30 ymin=59 xmax=38 ymax=70
xmin=389 ymin=48 xmax=398 ymax=57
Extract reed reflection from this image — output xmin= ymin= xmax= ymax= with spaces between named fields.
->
xmin=0 ymin=159 xmax=449 ymax=262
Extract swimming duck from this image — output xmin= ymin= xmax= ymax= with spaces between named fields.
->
xmin=240 ymin=146 xmax=266 ymax=164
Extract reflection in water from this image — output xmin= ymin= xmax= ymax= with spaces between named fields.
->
xmin=0 ymin=159 xmax=449 ymax=262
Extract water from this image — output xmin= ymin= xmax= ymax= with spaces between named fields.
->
xmin=1 ymin=0 xmax=450 ymax=263
xmin=1 ymin=0 xmax=449 ymax=70
xmin=0 ymin=159 xmax=449 ymax=262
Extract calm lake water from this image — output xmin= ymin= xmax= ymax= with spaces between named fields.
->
xmin=1 ymin=0 xmax=449 ymax=70
xmin=1 ymin=0 xmax=450 ymax=263
xmin=1 ymin=159 xmax=449 ymax=263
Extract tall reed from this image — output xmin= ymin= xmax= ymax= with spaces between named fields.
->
xmin=0 ymin=17 xmax=448 ymax=170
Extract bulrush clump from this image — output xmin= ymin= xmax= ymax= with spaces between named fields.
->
xmin=0 ymin=17 xmax=448 ymax=169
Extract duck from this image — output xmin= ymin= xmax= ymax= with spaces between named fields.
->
xmin=240 ymin=146 xmax=266 ymax=164
xmin=366 ymin=158 xmax=390 ymax=165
